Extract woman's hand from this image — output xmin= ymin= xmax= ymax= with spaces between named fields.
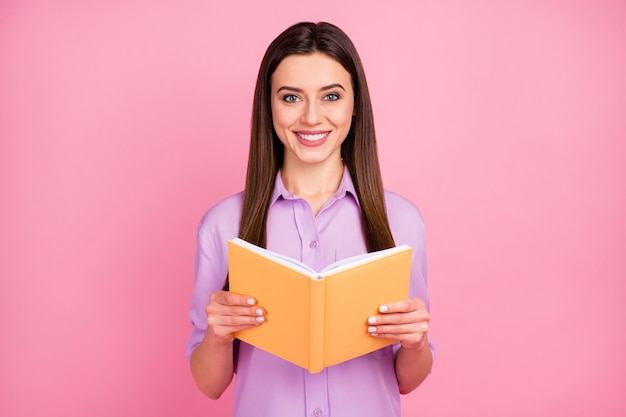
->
xmin=205 ymin=290 xmax=265 ymax=345
xmin=191 ymin=290 xmax=264 ymax=399
xmin=367 ymin=298 xmax=430 ymax=351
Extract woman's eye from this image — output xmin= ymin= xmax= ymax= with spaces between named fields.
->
xmin=283 ymin=94 xmax=300 ymax=103
xmin=324 ymin=93 xmax=340 ymax=101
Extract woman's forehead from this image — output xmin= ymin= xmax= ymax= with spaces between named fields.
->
xmin=271 ymin=53 xmax=351 ymax=89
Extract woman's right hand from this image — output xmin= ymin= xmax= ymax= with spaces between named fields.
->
xmin=205 ymin=290 xmax=265 ymax=345
xmin=192 ymin=290 xmax=264 ymax=399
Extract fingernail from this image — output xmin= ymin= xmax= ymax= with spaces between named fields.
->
xmin=368 ymin=317 xmax=377 ymax=324
xmin=256 ymin=316 xmax=265 ymax=323
xmin=379 ymin=305 xmax=389 ymax=313
xmin=255 ymin=308 xmax=263 ymax=316
xmin=246 ymin=298 xmax=255 ymax=305
xmin=368 ymin=326 xmax=377 ymax=333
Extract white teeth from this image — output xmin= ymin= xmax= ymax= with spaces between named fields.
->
xmin=298 ymin=132 xmax=327 ymax=141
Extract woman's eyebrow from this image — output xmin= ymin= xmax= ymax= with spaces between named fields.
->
xmin=276 ymin=83 xmax=346 ymax=93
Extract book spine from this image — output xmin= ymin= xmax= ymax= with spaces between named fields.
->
xmin=308 ymin=277 xmax=325 ymax=373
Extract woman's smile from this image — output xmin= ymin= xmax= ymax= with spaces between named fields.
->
xmin=295 ymin=130 xmax=331 ymax=146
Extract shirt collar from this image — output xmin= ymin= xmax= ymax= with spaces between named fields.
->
xmin=269 ymin=165 xmax=360 ymax=208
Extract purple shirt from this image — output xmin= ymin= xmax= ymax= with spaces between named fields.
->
xmin=186 ymin=167 xmax=432 ymax=417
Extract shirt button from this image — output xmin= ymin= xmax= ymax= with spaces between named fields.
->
xmin=309 ymin=240 xmax=317 ymax=248
xmin=313 ymin=409 xmax=322 ymax=417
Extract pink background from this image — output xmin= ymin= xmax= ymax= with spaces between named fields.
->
xmin=1 ymin=1 xmax=625 ymax=416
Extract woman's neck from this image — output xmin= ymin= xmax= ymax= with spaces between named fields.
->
xmin=281 ymin=158 xmax=344 ymax=214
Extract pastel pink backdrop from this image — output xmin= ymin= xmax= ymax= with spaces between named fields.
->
xmin=1 ymin=1 xmax=625 ymax=416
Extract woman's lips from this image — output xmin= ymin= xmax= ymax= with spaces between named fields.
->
xmin=295 ymin=131 xmax=330 ymax=147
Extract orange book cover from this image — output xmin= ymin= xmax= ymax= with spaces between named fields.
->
xmin=228 ymin=238 xmax=412 ymax=373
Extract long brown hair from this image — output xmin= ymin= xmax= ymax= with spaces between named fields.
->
xmin=229 ymin=22 xmax=395 ymax=288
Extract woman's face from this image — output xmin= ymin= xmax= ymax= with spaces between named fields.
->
xmin=270 ymin=52 xmax=354 ymax=168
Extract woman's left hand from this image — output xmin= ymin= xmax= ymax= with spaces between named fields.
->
xmin=367 ymin=298 xmax=430 ymax=350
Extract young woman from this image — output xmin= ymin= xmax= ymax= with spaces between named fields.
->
xmin=186 ymin=22 xmax=433 ymax=416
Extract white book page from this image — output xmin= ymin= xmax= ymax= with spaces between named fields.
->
xmin=231 ymin=238 xmax=410 ymax=280
xmin=320 ymin=245 xmax=410 ymax=276
xmin=231 ymin=238 xmax=317 ymax=277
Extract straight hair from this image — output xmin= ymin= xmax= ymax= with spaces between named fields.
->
xmin=226 ymin=22 xmax=395 ymax=289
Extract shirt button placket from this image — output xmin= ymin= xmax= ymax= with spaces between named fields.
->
xmin=313 ymin=408 xmax=323 ymax=417
xmin=294 ymin=199 xmax=321 ymax=269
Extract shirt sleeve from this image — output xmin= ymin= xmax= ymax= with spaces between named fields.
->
xmin=385 ymin=191 xmax=435 ymax=360
xmin=185 ymin=194 xmax=242 ymax=360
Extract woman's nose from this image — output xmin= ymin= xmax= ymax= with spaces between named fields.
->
xmin=301 ymin=101 xmax=323 ymax=125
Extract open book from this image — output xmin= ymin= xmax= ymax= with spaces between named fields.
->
xmin=228 ymin=238 xmax=412 ymax=373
